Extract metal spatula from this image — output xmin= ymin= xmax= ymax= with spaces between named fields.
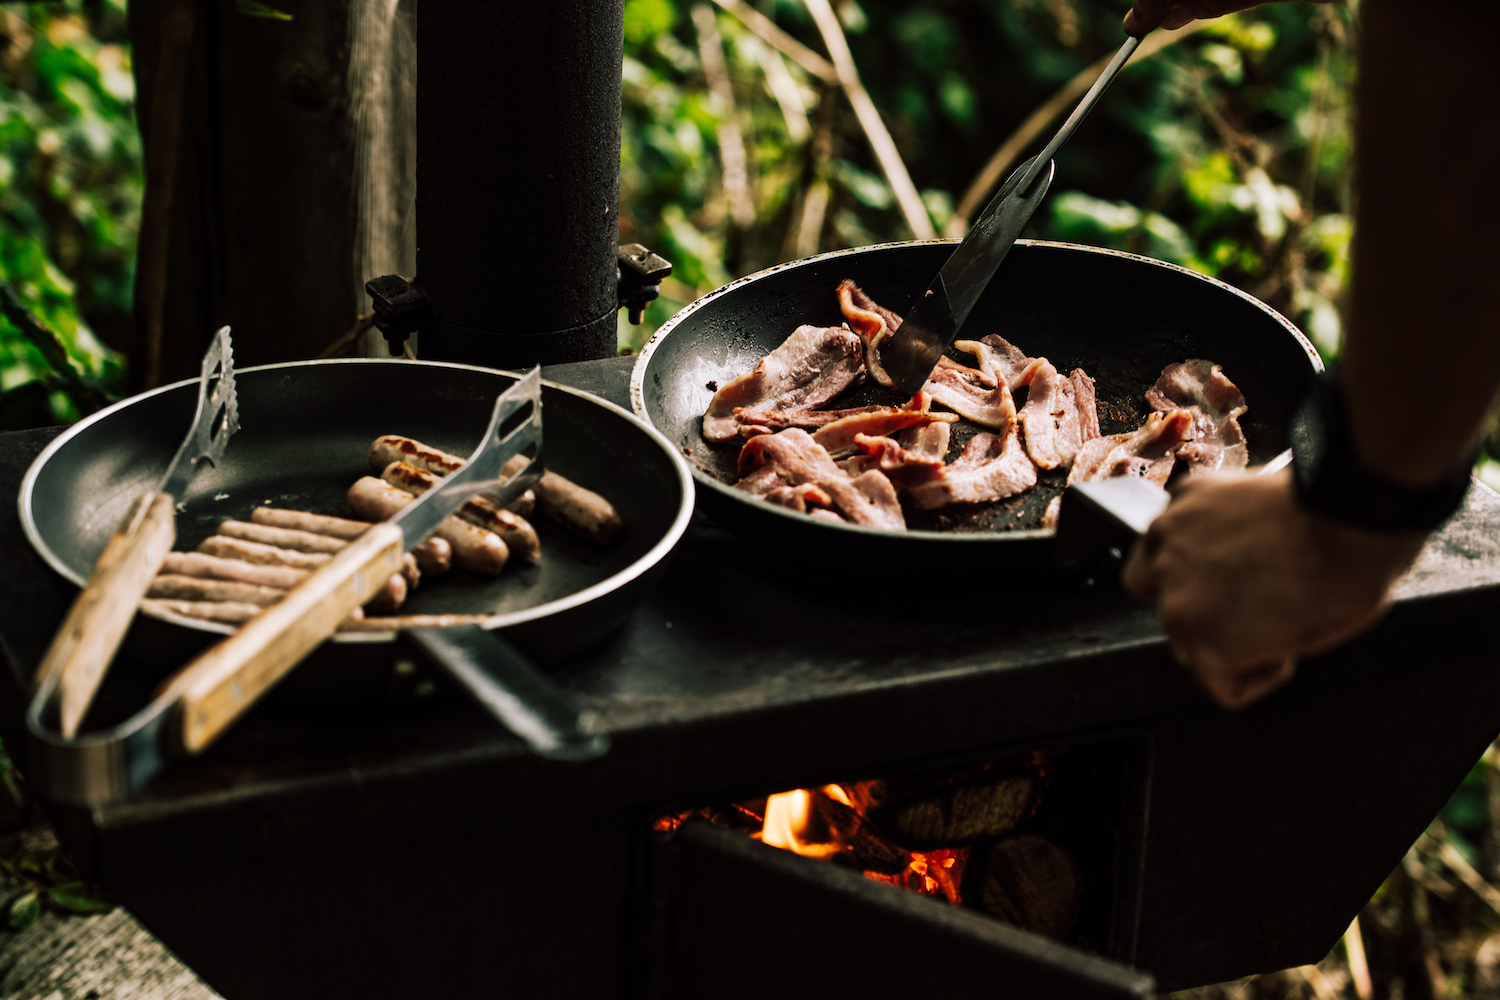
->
xmin=33 ymin=327 xmax=238 ymax=738
xmin=882 ymin=34 xmax=1143 ymax=395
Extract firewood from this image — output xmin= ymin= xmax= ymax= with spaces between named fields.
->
xmin=866 ymin=773 xmax=1035 ymax=850
xmin=812 ymin=793 xmax=909 ymax=875
xmin=962 ymin=832 xmax=1083 ymax=939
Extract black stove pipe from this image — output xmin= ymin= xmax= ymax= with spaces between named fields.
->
xmin=413 ymin=1 xmax=625 ymax=368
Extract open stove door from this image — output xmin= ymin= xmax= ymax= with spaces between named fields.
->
xmin=651 ymin=820 xmax=1154 ymax=999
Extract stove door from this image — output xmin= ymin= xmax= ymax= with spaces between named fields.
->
xmin=652 ymin=820 xmax=1153 ymax=999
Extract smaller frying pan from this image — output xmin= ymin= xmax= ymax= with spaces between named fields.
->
xmin=19 ymin=360 xmax=694 ymax=803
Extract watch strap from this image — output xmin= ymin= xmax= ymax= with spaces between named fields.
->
xmin=1292 ymin=372 xmax=1472 ymax=530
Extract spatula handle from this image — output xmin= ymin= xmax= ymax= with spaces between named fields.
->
xmin=35 ymin=491 xmax=177 ymax=739
xmin=164 ymin=522 xmax=404 ymax=754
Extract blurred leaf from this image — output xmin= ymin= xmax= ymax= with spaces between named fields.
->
xmin=45 ymin=881 xmax=112 ymax=914
xmin=234 ymin=1 xmax=294 ymax=21
xmin=624 ymin=0 xmax=677 ymax=47
xmin=9 ymin=891 xmax=39 ymax=931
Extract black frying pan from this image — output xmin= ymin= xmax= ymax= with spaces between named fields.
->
xmin=631 ymin=239 xmax=1321 ymax=577
xmin=21 ymin=360 xmax=692 ymax=679
xmin=19 ymin=360 xmax=693 ymax=802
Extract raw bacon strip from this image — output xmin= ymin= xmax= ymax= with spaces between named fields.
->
xmin=703 ymin=324 xmax=864 ymax=442
xmin=921 ymin=341 xmax=1020 ymax=430
xmin=898 ymin=421 xmax=951 ymax=462
xmin=975 ymin=334 xmax=1044 ymax=390
xmin=1070 ymin=369 xmax=1100 ymax=443
xmin=1144 ymin=360 xmax=1249 ymax=473
xmin=837 ymin=279 xmax=902 ymax=389
xmin=907 ymin=423 xmax=1038 ymax=509
xmin=1067 ymin=409 xmax=1197 ymax=488
xmin=736 ymin=429 xmax=905 ymax=531
xmin=736 ymin=404 xmax=889 ymax=432
xmin=810 ymin=392 xmax=957 ymax=452
xmin=848 ymin=432 xmax=947 ymax=490
xmin=764 ymin=483 xmax=834 ymax=513
xmin=1018 ymin=361 xmax=1085 ymax=471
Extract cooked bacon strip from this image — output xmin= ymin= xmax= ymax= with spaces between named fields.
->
xmin=836 ymin=279 xmax=902 ymax=388
xmin=701 ymin=324 xmax=864 ymax=442
xmin=1068 ymin=409 xmax=1197 ymax=487
xmin=810 ymin=393 xmax=957 ymax=452
xmin=808 ymin=508 xmax=848 ymax=525
xmin=736 ymin=428 xmax=905 ymax=531
xmin=921 ymin=340 xmax=1020 ymax=429
xmin=906 ymin=422 xmax=1038 ymax=509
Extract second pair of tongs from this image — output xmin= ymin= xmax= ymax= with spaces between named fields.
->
xmin=33 ymin=327 xmax=238 ymax=738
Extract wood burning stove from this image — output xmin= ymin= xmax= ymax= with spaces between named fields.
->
xmin=6 ymin=359 xmax=1500 ymax=999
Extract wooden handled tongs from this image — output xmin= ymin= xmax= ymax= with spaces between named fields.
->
xmin=26 ymin=368 xmax=581 ymax=807
xmin=32 ymin=327 xmax=239 ymax=738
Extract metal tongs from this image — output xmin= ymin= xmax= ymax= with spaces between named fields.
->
xmin=32 ymin=328 xmax=238 ymax=737
xmin=28 ymin=367 xmax=598 ymax=807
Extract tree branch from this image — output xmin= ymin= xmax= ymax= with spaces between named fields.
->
xmin=948 ymin=22 xmax=1207 ymax=237
xmin=802 ymin=0 xmax=934 ymax=240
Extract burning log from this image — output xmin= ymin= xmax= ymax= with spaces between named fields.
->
xmin=811 ymin=792 xmax=909 ymax=875
xmin=962 ymin=832 xmax=1083 ymax=939
xmin=852 ymin=773 xmax=1036 ymax=850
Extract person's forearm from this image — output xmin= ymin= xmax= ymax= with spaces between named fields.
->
xmin=1344 ymin=0 xmax=1500 ymax=488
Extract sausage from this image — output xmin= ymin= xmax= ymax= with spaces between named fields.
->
xmin=251 ymin=507 xmax=370 ymax=540
xmin=142 ymin=599 xmax=266 ymax=625
xmin=346 ymin=476 xmax=509 ymax=575
xmin=142 ymin=599 xmax=364 ymax=628
xmin=411 ymin=536 xmax=452 ymax=576
xmin=380 ymin=460 xmax=542 ymax=561
xmin=162 ymin=551 xmax=308 ymax=590
xmin=189 ymin=536 xmax=406 ymax=610
xmin=147 ymin=574 xmax=285 ymax=606
xmin=219 ymin=520 xmax=347 ymax=554
xmin=198 ymin=535 xmax=332 ymax=570
xmin=251 ymin=505 xmax=424 ymax=590
xmin=370 ymin=434 xmax=622 ymax=544
xmin=341 ymin=613 xmax=500 ymax=632
xmin=369 ymin=435 xmax=537 ymax=514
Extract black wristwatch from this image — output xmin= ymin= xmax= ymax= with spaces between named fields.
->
xmin=1291 ymin=371 xmax=1473 ymax=530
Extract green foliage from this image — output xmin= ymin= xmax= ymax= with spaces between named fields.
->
xmin=0 ymin=0 xmax=133 ymax=423
xmin=617 ymin=0 xmax=1356 ymax=367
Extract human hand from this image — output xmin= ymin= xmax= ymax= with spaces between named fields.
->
xmin=1121 ymin=469 xmax=1425 ymax=708
xmin=1123 ymin=0 xmax=1337 ymax=36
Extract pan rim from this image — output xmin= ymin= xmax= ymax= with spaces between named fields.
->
xmin=19 ymin=358 xmax=696 ymax=641
xmin=628 ymin=237 xmax=1321 ymax=543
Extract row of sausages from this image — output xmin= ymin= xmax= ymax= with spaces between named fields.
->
xmin=139 ymin=435 xmax=623 ymax=632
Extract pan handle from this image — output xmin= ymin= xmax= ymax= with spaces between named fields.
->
xmin=405 ymin=626 xmax=609 ymax=762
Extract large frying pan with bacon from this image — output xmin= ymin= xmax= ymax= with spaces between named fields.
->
xmin=630 ymin=239 xmax=1321 ymax=579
